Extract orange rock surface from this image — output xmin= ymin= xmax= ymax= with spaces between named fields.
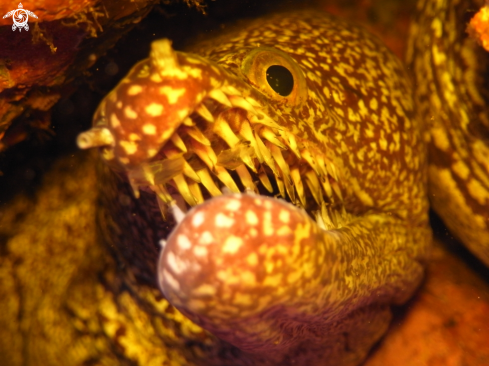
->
xmin=365 ymin=239 xmax=489 ymax=366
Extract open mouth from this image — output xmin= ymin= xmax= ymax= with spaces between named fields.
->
xmin=122 ymin=86 xmax=346 ymax=231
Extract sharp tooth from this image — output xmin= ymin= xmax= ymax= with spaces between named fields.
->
xmin=326 ymin=162 xmax=339 ymax=181
xmin=150 ymin=156 xmax=186 ymax=184
xmin=259 ymin=127 xmax=287 ymax=150
xmin=300 ymin=148 xmax=321 ymax=176
xmin=151 ymin=184 xmax=173 ymax=203
xmin=315 ymin=211 xmax=327 ymax=230
xmin=155 ymin=194 xmax=169 ymax=221
xmin=162 ymin=148 xmax=200 ymax=183
xmin=214 ymin=115 xmax=241 ymax=147
xmin=278 ymin=130 xmax=301 ymax=159
xmin=320 ymin=175 xmax=333 ymax=199
xmin=183 ymin=117 xmax=195 ymax=126
xmin=208 ymin=89 xmax=233 ymax=108
xmin=267 ymin=142 xmax=293 ymax=189
xmin=331 ymin=180 xmax=343 ymax=201
xmin=217 ymin=144 xmax=257 ymax=173
xmin=248 ymin=112 xmax=282 ymax=130
xmin=127 ymin=164 xmax=154 ymax=187
xmin=195 ymin=103 xmax=214 ymax=123
xmin=274 ymin=170 xmax=286 ymax=199
xmin=170 ymin=194 xmax=188 ymax=222
xmin=220 ymin=85 xmax=241 ymax=96
xmin=239 ymin=144 xmax=257 ymax=173
xmin=239 ymin=119 xmax=264 ymax=163
xmin=188 ymin=180 xmax=204 ymax=205
xmin=183 ymin=126 xmax=211 ymax=146
xmin=304 ymin=170 xmax=323 ymax=205
xmin=258 ymin=165 xmax=273 ymax=193
xmin=291 ymin=167 xmax=306 ymax=207
xmin=254 ymin=132 xmax=278 ymax=176
xmin=190 ymin=139 xmax=217 ymax=170
xmin=321 ymin=202 xmax=335 ymax=229
xmin=228 ymin=95 xmax=258 ymax=114
xmin=170 ymin=132 xmax=187 ymax=152
xmin=172 ymin=174 xmax=197 ymax=206
xmin=182 ymin=163 xmax=201 ymax=183
xmin=316 ymin=154 xmax=328 ymax=178
xmin=243 ymin=96 xmax=261 ymax=108
xmin=129 ymin=180 xmax=140 ymax=199
xmin=236 ymin=165 xmax=258 ymax=193
xmin=196 ymin=168 xmax=222 ymax=197
xmin=215 ymin=166 xmax=240 ymax=193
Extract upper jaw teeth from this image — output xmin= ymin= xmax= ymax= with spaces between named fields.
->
xmin=81 ymin=84 xmax=346 ymax=230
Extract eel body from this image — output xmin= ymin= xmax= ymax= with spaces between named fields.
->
xmin=408 ymin=0 xmax=489 ymax=266
xmin=78 ymin=9 xmax=432 ymax=366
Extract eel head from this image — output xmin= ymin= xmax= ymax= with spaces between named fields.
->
xmin=78 ymin=11 xmax=432 ymax=366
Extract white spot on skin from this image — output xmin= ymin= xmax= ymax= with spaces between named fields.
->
xmin=159 ymin=86 xmax=186 ymax=104
xmin=279 ymin=210 xmax=290 ymax=223
xmin=194 ymin=246 xmax=208 ymax=257
xmin=177 ymin=108 xmax=189 ymax=120
xmin=193 ymin=284 xmax=216 ymax=296
xmin=199 ymin=231 xmax=214 ymax=245
xmin=145 ymin=103 xmax=164 ymax=117
xmin=119 ymin=140 xmax=138 ymax=155
xmin=162 ymin=269 xmax=180 ymax=291
xmin=150 ymin=73 xmax=162 ymax=82
xmin=245 ymin=210 xmax=258 ymax=225
xmin=142 ymin=124 xmax=156 ymax=135
xmin=129 ymin=133 xmax=140 ymax=141
xmin=222 ymin=235 xmax=243 ymax=254
xmin=263 ymin=211 xmax=274 ymax=236
xmin=225 ymin=199 xmax=241 ymax=211
xmin=215 ymin=213 xmax=234 ymax=227
xmin=192 ymin=212 xmax=205 ymax=227
xmin=246 ymin=252 xmax=258 ymax=266
xmin=110 ymin=114 xmax=121 ymax=128
xmin=250 ymin=228 xmax=258 ymax=237
xmin=127 ymin=85 xmax=143 ymax=95
xmin=124 ymin=106 xmax=138 ymax=119
xmin=166 ymin=251 xmax=188 ymax=274
xmin=277 ymin=225 xmax=292 ymax=236
xmin=177 ymin=235 xmax=191 ymax=250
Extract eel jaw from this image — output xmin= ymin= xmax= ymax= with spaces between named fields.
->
xmin=77 ymin=38 xmax=361 ymax=363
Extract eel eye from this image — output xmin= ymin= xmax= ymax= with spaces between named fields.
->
xmin=241 ymin=47 xmax=307 ymax=106
xmin=266 ymin=65 xmax=294 ymax=96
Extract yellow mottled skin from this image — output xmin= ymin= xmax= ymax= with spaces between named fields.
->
xmin=2 ymin=1 xmax=487 ymax=365
xmin=407 ymin=0 xmax=489 ymax=266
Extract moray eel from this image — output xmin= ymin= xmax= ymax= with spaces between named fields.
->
xmin=78 ymin=9 xmax=432 ymax=366
xmin=407 ymin=0 xmax=489 ymax=267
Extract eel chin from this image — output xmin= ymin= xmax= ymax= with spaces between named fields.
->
xmin=77 ymin=11 xmax=431 ymax=365
xmin=157 ymin=192 xmax=393 ymax=364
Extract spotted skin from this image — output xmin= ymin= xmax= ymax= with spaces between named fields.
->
xmin=407 ymin=0 xmax=489 ymax=266
xmin=79 ymin=9 xmax=432 ymax=366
